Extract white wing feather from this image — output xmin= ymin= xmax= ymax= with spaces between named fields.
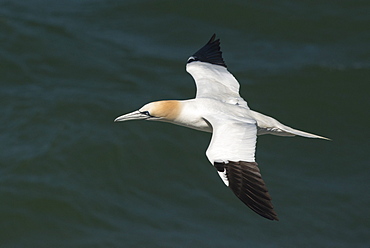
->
xmin=204 ymin=115 xmax=257 ymax=165
xmin=186 ymin=61 xmax=249 ymax=109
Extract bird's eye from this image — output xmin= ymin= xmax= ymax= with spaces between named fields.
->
xmin=141 ymin=111 xmax=151 ymax=116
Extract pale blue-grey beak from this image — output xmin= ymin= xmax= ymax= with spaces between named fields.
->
xmin=114 ymin=110 xmax=149 ymax=122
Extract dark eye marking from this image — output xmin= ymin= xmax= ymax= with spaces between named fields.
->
xmin=141 ymin=111 xmax=152 ymax=117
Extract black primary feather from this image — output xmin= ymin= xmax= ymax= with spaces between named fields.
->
xmin=187 ymin=34 xmax=227 ymax=68
xmin=214 ymin=161 xmax=279 ymax=221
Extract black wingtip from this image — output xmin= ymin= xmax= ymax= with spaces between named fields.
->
xmin=187 ymin=34 xmax=227 ymax=68
xmin=207 ymin=33 xmax=217 ymax=44
xmin=214 ymin=161 xmax=279 ymax=221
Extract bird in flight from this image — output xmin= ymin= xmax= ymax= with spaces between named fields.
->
xmin=115 ymin=34 xmax=329 ymax=221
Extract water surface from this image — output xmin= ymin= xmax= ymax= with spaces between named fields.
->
xmin=0 ymin=1 xmax=369 ymax=247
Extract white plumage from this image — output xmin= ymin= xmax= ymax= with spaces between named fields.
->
xmin=115 ymin=34 xmax=329 ymax=221
xmin=187 ymin=61 xmax=249 ymax=108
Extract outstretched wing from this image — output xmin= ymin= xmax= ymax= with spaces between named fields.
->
xmin=186 ymin=34 xmax=249 ymax=109
xmin=204 ymin=115 xmax=278 ymax=221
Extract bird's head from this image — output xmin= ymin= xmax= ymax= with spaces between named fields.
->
xmin=114 ymin=100 xmax=181 ymax=122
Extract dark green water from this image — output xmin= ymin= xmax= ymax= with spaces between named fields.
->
xmin=1 ymin=1 xmax=369 ymax=247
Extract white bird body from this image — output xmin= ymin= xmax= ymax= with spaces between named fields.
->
xmin=115 ymin=34 xmax=329 ymax=221
xmin=171 ymin=98 xmax=251 ymax=132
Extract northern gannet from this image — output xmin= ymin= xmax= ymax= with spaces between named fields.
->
xmin=115 ymin=34 xmax=329 ymax=221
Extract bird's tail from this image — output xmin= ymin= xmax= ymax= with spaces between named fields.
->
xmin=251 ymin=111 xmax=330 ymax=140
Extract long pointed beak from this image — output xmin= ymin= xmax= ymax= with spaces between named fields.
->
xmin=114 ymin=110 xmax=149 ymax=122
